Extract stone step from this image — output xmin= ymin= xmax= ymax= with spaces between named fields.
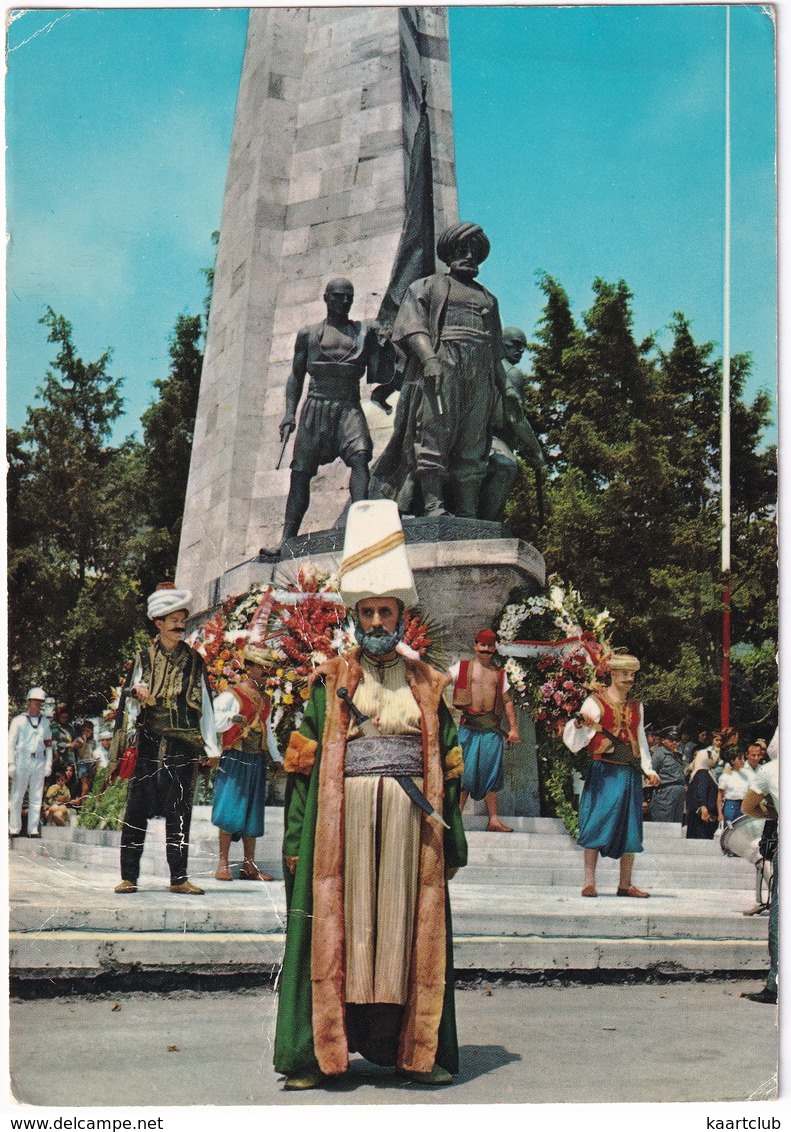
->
xmin=457 ymin=868 xmax=755 ymax=891
xmin=25 ymin=823 xmax=755 ymax=892
xmin=35 ymin=817 xmax=742 ymax=854
xmin=9 ymin=841 xmax=769 ymax=978
xmin=22 ymin=841 xmax=752 ymax=893
xmin=9 ymin=930 xmax=768 ymax=980
xmin=10 ymin=876 xmax=763 ymax=941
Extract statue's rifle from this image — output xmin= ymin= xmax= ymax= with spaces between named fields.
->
xmin=337 ymin=688 xmax=449 ymax=828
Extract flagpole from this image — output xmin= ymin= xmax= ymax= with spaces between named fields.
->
xmin=721 ymin=5 xmax=732 ymax=729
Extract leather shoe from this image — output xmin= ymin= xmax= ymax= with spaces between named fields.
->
xmin=616 ymin=885 xmax=650 ymax=898
xmin=169 ymin=881 xmax=205 ymax=895
xmin=115 ymin=880 xmax=138 ymax=894
xmin=283 ymin=1071 xmax=325 ymax=1090
xmin=744 ymin=987 xmax=777 ymax=1004
xmin=239 ymin=866 xmax=274 ymax=881
xmin=581 ymin=885 xmax=598 ymax=897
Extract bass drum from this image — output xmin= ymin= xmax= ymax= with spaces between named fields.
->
xmin=720 ymin=814 xmax=765 ymax=863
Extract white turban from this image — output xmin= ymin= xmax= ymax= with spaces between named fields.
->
xmin=339 ymin=500 xmax=418 ymax=610
xmin=147 ymin=586 xmax=192 ymax=621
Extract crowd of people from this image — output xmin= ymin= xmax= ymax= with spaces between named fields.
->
xmin=643 ymin=723 xmax=770 ymax=839
xmin=8 ymin=694 xmax=115 ymax=836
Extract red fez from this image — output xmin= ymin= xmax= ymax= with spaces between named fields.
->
xmin=475 ymin=629 xmax=497 ymax=646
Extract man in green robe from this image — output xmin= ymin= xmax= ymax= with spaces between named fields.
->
xmin=273 ymin=500 xmax=467 ymax=1089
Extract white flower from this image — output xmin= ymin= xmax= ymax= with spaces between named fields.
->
xmin=548 ymin=584 xmax=565 ymax=610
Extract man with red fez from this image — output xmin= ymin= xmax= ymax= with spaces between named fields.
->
xmin=274 ymin=500 xmax=467 ymax=1090
xmin=563 ymin=653 xmax=660 ymax=897
xmin=208 ymin=642 xmax=276 ymax=882
xmin=114 ymin=583 xmax=220 ymax=895
xmin=449 ymin=629 xmax=520 ymax=833
xmin=370 ymin=222 xmax=505 ymax=519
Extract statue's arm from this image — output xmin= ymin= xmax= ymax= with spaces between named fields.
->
xmin=402 ymin=332 xmax=441 ymax=377
xmin=393 ymin=278 xmax=443 ymax=378
xmin=280 ymin=329 xmax=310 ymax=440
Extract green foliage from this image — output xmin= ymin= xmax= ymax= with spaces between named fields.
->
xmin=136 ymin=313 xmax=204 ymax=595
xmin=77 ymin=769 xmax=128 ymax=831
xmin=9 ymin=294 xmax=205 ymax=715
xmin=8 ymin=310 xmax=145 ymax=712
xmin=516 ymin=274 xmax=777 ymax=734
xmin=536 ymin=734 xmax=583 ymax=838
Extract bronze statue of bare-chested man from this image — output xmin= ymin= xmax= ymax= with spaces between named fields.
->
xmin=261 ymin=278 xmax=379 ymax=561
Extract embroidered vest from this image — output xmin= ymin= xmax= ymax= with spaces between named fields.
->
xmin=222 ymin=684 xmax=270 ymax=753
xmin=137 ymin=640 xmax=205 ymax=746
xmin=587 ymin=694 xmax=641 ymax=764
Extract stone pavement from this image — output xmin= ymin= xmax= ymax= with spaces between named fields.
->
xmin=9 ymin=981 xmax=778 ymax=1106
xmin=9 ymin=808 xmax=770 ymax=979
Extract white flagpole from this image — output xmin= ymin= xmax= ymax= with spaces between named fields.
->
xmin=721 ymin=5 xmax=732 ymax=728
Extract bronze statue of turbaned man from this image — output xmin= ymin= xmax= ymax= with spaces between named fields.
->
xmin=369 ymin=223 xmax=507 ymax=520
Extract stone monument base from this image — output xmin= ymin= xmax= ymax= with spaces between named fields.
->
xmin=198 ymin=519 xmax=546 ymax=816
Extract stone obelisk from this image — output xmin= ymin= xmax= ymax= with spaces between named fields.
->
xmin=177 ymin=7 xmax=458 ymax=608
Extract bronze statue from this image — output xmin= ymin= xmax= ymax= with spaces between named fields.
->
xmin=261 ymin=279 xmax=379 ymax=560
xmin=369 ymin=223 xmax=506 ymax=518
xmin=479 ymin=326 xmax=545 ymax=523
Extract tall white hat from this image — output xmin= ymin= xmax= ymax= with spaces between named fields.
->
xmin=339 ymin=500 xmax=418 ymax=609
xmin=147 ymin=582 xmax=192 ymax=621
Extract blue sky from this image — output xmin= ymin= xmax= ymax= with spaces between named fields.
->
xmin=6 ymin=5 xmax=777 ymax=443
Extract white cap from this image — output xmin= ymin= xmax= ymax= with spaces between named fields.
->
xmin=99 ymin=729 xmax=113 ymax=740
xmin=339 ymin=500 xmax=418 ymax=610
xmin=147 ymin=583 xmax=192 ymax=621
xmin=26 ymin=687 xmax=47 ymax=701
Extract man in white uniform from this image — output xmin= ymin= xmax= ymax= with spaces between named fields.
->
xmin=9 ymin=687 xmax=53 ymax=838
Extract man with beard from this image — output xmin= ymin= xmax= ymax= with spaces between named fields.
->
xmin=274 ymin=500 xmax=467 ymax=1089
xmin=370 ymin=222 xmax=505 ymax=518
xmin=114 ymin=583 xmax=220 ymax=895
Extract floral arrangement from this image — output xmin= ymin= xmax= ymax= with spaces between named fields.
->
xmin=497 ymin=575 xmax=612 ymax=728
xmin=496 ymin=575 xmax=613 ymax=837
xmin=187 ymin=565 xmax=445 ymax=747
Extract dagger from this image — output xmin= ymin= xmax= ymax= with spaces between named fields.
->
xmin=337 ymin=688 xmax=449 ymax=829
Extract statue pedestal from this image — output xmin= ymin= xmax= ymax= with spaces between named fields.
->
xmin=202 ymin=518 xmax=546 ymax=817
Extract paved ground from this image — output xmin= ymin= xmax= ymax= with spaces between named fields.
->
xmin=9 ymin=980 xmax=778 ymax=1107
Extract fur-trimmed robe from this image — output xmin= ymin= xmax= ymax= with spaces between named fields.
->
xmin=273 ymin=648 xmax=467 ymax=1079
